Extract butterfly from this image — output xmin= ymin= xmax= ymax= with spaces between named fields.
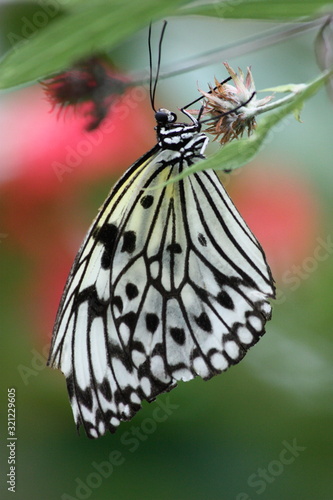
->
xmin=47 ymin=25 xmax=275 ymax=439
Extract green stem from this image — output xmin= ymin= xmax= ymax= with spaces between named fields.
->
xmin=255 ymin=85 xmax=307 ymax=115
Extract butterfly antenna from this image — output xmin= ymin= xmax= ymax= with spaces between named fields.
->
xmin=180 ymin=76 xmax=233 ymax=122
xmin=149 ymin=20 xmax=167 ymax=112
xmin=148 ymin=23 xmax=154 ymax=111
xmin=182 ymin=77 xmax=233 ymax=112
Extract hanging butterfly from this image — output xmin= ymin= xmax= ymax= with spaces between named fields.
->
xmin=47 ymin=23 xmax=275 ymax=438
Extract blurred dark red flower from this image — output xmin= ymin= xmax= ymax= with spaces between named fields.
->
xmin=42 ymin=56 xmax=131 ymax=130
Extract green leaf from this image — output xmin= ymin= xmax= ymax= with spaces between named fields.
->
xmin=181 ymin=0 xmax=333 ymax=20
xmin=156 ymin=69 xmax=332 ymax=187
xmin=0 ymin=0 xmax=191 ymax=89
xmin=261 ymin=83 xmax=306 ymax=93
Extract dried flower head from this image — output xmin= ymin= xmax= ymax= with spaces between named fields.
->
xmin=199 ymin=62 xmax=273 ymax=144
xmin=42 ymin=57 xmax=129 ymax=130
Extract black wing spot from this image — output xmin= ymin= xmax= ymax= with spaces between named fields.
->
xmin=195 ymin=312 xmax=212 ymax=332
xmin=166 ymin=243 xmax=182 ymax=254
xmin=120 ymin=312 xmax=137 ymax=334
xmin=151 ymin=342 xmax=164 ymax=356
xmin=170 ymin=327 xmax=186 ymax=346
xmin=214 ymin=273 xmax=243 ymax=289
xmin=126 ymin=283 xmax=139 ymax=300
xmin=198 ymin=233 xmax=207 ymax=246
xmin=145 ymin=313 xmax=159 ymax=333
xmin=77 ymin=286 xmax=108 ymax=319
xmin=99 ymin=378 xmax=112 ymax=401
xmin=89 ymin=293 xmax=108 ymax=318
xmin=121 ymin=231 xmax=136 ymax=253
xmin=74 ymin=383 xmax=93 ymax=410
xmin=93 ymin=223 xmax=118 ymax=269
xmin=140 ymin=195 xmax=154 ymax=209
xmin=112 ymin=295 xmax=123 ymax=314
xmin=217 ymin=290 xmax=234 ymax=310
xmin=195 ymin=287 xmax=209 ymax=302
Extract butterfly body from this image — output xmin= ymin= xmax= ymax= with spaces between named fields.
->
xmin=48 ymin=109 xmax=274 ymax=438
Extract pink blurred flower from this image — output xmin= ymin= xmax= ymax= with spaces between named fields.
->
xmin=1 ymin=84 xmax=154 ymax=195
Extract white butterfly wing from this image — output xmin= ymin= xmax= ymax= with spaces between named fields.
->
xmin=48 ymin=143 xmax=274 ymax=438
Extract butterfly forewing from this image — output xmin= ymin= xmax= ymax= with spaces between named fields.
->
xmin=48 ymin=114 xmax=275 ymax=438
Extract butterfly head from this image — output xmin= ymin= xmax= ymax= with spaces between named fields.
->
xmin=154 ymin=108 xmax=177 ymax=127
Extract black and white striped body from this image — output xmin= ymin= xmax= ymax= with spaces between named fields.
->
xmin=48 ymin=108 xmax=275 ymax=438
xmin=156 ymin=108 xmax=207 ymax=154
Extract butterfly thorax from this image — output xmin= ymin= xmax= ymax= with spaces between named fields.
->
xmin=155 ymin=108 xmax=208 ymax=157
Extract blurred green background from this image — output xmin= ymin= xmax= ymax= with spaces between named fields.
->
xmin=1 ymin=2 xmax=333 ymax=499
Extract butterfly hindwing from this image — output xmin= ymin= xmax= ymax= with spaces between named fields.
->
xmin=48 ymin=116 xmax=275 ymax=438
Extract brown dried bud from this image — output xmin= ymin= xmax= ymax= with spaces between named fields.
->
xmin=199 ymin=62 xmax=273 ymax=144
